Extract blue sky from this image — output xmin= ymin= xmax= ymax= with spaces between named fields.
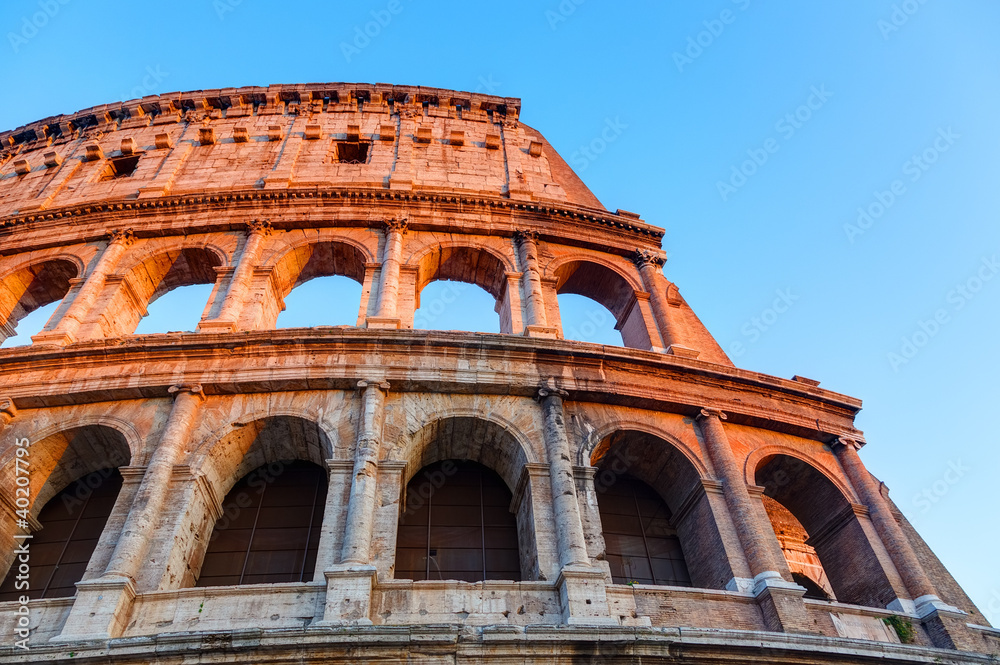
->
xmin=2 ymin=1 xmax=998 ymax=621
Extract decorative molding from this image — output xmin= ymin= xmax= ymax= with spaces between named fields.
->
xmin=632 ymin=248 xmax=665 ymax=269
xmin=245 ymin=218 xmax=272 ymax=236
xmin=382 ymin=217 xmax=408 ymax=234
xmin=108 ymin=227 xmax=135 ymax=248
xmin=698 ymin=407 xmax=728 ymax=422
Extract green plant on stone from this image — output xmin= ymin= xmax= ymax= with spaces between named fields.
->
xmin=883 ymin=615 xmax=915 ymax=644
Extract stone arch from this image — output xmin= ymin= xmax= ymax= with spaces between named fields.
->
xmin=1 ymin=424 xmax=131 ymax=519
xmin=744 ymin=445 xmax=856 ymax=502
xmin=581 ymin=419 xmax=709 ymax=478
xmin=0 ymin=257 xmax=81 ymax=344
xmin=589 ymin=429 xmax=730 ymax=589
xmin=97 ymin=245 xmax=224 ymax=337
xmin=268 ymin=238 xmax=369 ymax=296
xmin=549 ymin=256 xmax=653 ymax=349
xmin=754 ymin=453 xmax=901 ymax=608
xmin=192 ymin=415 xmax=334 ymax=501
xmin=409 ymin=242 xmax=515 ymax=300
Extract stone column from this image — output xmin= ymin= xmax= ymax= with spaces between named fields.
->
xmin=32 ymin=229 xmax=134 ymax=346
xmin=199 ymin=220 xmax=271 ymax=332
xmin=696 ymin=408 xmax=809 ymax=633
xmin=633 ymin=249 xmax=679 ymax=352
xmin=515 ymin=231 xmax=556 ymax=338
xmin=538 ymin=386 xmax=615 ymax=625
xmin=368 ymin=218 xmax=406 ymax=329
xmin=831 ymin=439 xmax=958 ymax=615
xmin=53 ymin=384 xmax=205 ymax=642
xmin=320 ymin=380 xmax=389 ymax=625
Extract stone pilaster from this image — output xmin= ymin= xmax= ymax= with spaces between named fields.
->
xmin=515 ymin=231 xmax=557 ymax=338
xmin=832 ymin=437 xmax=970 ymax=649
xmin=32 ymin=229 xmax=134 ymax=346
xmin=52 ymin=384 xmax=204 ymax=642
xmin=369 ymin=218 xmax=407 ymax=329
xmin=696 ymin=408 xmax=809 ymax=633
xmin=538 ymin=385 xmax=615 ymax=625
xmin=199 ymin=219 xmax=271 ymax=332
xmin=0 ymin=396 xmax=16 ymax=430
xmin=633 ymin=249 xmax=683 ymax=353
xmin=319 ymin=379 xmax=389 ymax=625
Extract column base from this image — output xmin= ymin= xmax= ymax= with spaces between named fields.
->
xmin=665 ymin=345 xmax=700 ymax=359
xmin=197 ymin=319 xmax=237 ymax=333
xmin=555 ymin=565 xmax=619 ymax=626
xmin=50 ymin=576 xmax=136 ymax=643
xmin=30 ymin=331 xmax=75 ymax=346
xmin=749 ymin=571 xmax=813 ymax=635
xmin=725 ymin=576 xmax=755 ymax=594
xmin=316 ymin=564 xmax=377 ymax=626
xmin=366 ymin=317 xmax=402 ymax=330
xmin=523 ymin=325 xmax=559 ymax=339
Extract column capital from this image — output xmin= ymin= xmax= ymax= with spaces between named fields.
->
xmin=632 ymin=248 xmax=665 ymax=269
xmin=697 ymin=407 xmax=728 ymax=422
xmin=831 ymin=436 xmax=863 ymax=452
xmin=0 ymin=396 xmax=16 ymax=425
xmin=245 ymin=218 xmax=272 ymax=236
xmin=167 ymin=384 xmax=205 ymax=401
xmin=537 ymin=386 xmax=568 ymax=400
xmin=513 ymin=229 xmax=539 ymax=245
xmin=382 ymin=217 xmax=408 ymax=234
xmin=357 ymin=379 xmax=390 ymax=391
xmin=108 ymin=228 xmax=135 ymax=248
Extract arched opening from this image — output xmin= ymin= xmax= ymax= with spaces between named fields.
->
xmin=556 ymin=293 xmax=622 ymax=346
xmin=196 ymin=460 xmax=326 ymax=587
xmin=0 ymin=469 xmax=123 ymax=601
xmin=413 ymin=246 xmax=510 ymax=333
xmin=0 ymin=423 xmax=131 ymax=600
xmin=102 ymin=248 xmax=222 ymax=337
xmin=597 ymin=473 xmax=691 ymax=586
xmin=400 ymin=417 xmax=536 ymax=580
xmin=134 ymin=283 xmax=215 ymax=334
xmin=414 ymin=281 xmax=500 ymax=333
xmin=0 ymin=258 xmax=78 ymax=346
xmin=395 ymin=460 xmax=520 ymax=582
xmin=554 ymin=260 xmax=651 ymax=349
xmin=269 ymin=241 xmax=366 ymax=329
xmin=591 ymin=430 xmax=725 ymax=589
xmin=756 ymin=454 xmax=899 ymax=608
xmin=277 ymin=274 xmax=362 ymax=328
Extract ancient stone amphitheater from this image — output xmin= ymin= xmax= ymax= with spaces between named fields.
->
xmin=0 ymin=83 xmax=995 ymax=664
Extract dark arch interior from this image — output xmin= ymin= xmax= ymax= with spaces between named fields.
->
xmin=273 ymin=241 xmax=367 ymax=296
xmin=554 ymin=261 xmax=651 ymax=349
xmin=756 ymin=454 xmax=898 ymax=608
xmin=196 ymin=460 xmax=326 ymax=587
xmin=0 ymin=469 xmax=123 ymax=601
xmin=414 ymin=246 xmax=508 ymax=300
xmin=0 ymin=259 xmax=78 ymax=343
xmin=597 ymin=473 xmax=692 ymax=587
xmin=395 ymin=460 xmax=520 ymax=582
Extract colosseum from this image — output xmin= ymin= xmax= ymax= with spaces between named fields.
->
xmin=0 ymin=82 xmax=996 ymax=663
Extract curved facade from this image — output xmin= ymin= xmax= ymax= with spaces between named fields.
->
xmin=0 ymin=83 xmax=996 ymax=663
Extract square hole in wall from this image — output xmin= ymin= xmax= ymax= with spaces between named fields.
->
xmin=100 ymin=155 xmax=140 ymax=180
xmin=335 ymin=141 xmax=369 ymax=164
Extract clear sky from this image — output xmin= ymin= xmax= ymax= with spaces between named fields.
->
xmin=1 ymin=0 xmax=998 ymax=622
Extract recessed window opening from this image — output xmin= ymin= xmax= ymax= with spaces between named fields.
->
xmin=0 ymin=469 xmax=123 ymax=601
xmin=197 ymin=461 xmax=326 ymax=587
xmin=277 ymin=275 xmax=362 ymax=328
xmin=336 ymin=141 xmax=369 ymax=164
xmin=597 ymin=473 xmax=692 ymax=587
xmin=414 ymin=281 xmax=500 ymax=333
xmin=395 ymin=460 xmax=520 ymax=582
xmin=558 ymin=293 xmax=623 ymax=346
xmin=101 ymin=155 xmax=140 ymax=180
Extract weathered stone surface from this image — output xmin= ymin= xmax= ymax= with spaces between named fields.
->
xmin=0 ymin=83 xmax=992 ymax=662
